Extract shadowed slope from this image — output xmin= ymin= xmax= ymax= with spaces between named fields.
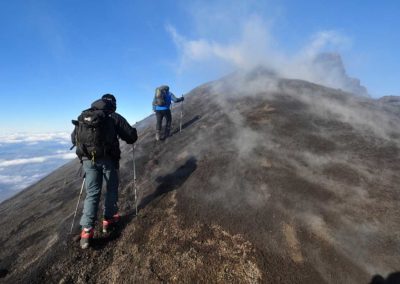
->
xmin=0 ymin=72 xmax=399 ymax=283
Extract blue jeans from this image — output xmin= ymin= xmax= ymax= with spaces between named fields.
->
xmin=80 ymin=159 xmax=119 ymax=229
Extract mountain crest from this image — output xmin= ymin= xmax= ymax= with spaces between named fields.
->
xmin=1 ymin=72 xmax=399 ymax=283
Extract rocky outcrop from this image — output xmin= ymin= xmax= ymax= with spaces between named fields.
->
xmin=313 ymin=52 xmax=369 ymax=97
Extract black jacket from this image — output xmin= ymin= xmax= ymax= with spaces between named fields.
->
xmin=71 ymin=99 xmax=137 ymax=162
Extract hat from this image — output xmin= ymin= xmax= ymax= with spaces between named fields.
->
xmin=102 ymin=93 xmax=116 ymax=103
xmin=102 ymin=94 xmax=117 ymax=111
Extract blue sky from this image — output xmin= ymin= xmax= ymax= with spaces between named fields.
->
xmin=0 ymin=0 xmax=399 ymax=134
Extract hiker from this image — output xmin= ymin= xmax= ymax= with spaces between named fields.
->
xmin=152 ymin=85 xmax=184 ymax=140
xmin=71 ymin=94 xmax=137 ymax=249
xmin=370 ymin=272 xmax=400 ymax=284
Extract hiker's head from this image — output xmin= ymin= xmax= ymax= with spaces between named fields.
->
xmin=370 ymin=272 xmax=400 ymax=284
xmin=102 ymin=94 xmax=117 ymax=111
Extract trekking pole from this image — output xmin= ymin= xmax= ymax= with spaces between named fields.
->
xmin=179 ymin=95 xmax=184 ymax=133
xmin=70 ymin=175 xmax=86 ymax=234
xmin=133 ymin=143 xmax=138 ymax=216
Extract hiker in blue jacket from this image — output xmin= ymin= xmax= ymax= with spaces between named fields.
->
xmin=152 ymin=85 xmax=184 ymax=141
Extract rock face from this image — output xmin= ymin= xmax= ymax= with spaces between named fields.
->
xmin=1 ymin=71 xmax=399 ymax=283
xmin=377 ymin=96 xmax=400 ymax=117
xmin=379 ymin=95 xmax=400 ymax=105
xmin=312 ymin=53 xmax=369 ymax=97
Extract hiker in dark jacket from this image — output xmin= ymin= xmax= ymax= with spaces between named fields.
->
xmin=71 ymin=94 xmax=137 ymax=249
xmin=152 ymin=85 xmax=184 ymax=141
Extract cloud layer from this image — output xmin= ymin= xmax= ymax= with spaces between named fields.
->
xmin=0 ymin=153 xmax=75 ymax=167
xmin=0 ymin=132 xmax=71 ymax=144
xmin=0 ymin=132 xmax=75 ymax=202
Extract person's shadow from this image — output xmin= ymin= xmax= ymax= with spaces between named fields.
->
xmin=139 ymin=156 xmax=197 ymax=209
xmin=171 ymin=115 xmax=201 ymax=135
xmin=370 ymin=272 xmax=400 ymax=284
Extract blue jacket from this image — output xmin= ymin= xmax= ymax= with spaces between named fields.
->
xmin=153 ymin=92 xmax=180 ymax=111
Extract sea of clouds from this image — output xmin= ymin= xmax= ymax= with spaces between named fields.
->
xmin=0 ymin=132 xmax=76 ymax=203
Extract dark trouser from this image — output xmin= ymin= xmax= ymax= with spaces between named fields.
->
xmin=156 ymin=109 xmax=172 ymax=135
xmin=80 ymin=158 xmax=119 ymax=229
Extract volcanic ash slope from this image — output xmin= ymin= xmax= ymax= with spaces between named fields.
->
xmin=0 ymin=71 xmax=399 ymax=283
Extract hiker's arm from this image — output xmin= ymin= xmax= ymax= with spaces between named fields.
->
xmin=113 ymin=113 xmax=138 ymax=144
xmin=171 ymin=93 xmax=184 ymax=103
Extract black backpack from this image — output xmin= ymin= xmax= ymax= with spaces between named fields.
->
xmin=154 ymin=85 xmax=169 ymax=106
xmin=72 ymin=107 xmax=116 ymax=161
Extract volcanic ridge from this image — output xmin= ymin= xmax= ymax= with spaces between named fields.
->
xmin=0 ymin=70 xmax=399 ymax=283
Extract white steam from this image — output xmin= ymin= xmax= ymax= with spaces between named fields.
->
xmin=163 ymin=4 xmax=399 ymax=276
xmin=179 ymin=69 xmax=400 ymax=277
xmin=168 ymin=14 xmax=367 ymax=96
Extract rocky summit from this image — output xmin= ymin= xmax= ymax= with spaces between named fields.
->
xmin=0 ymin=70 xmax=399 ymax=283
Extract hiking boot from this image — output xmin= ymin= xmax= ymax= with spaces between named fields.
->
xmin=164 ymin=128 xmax=171 ymax=139
xmin=80 ymin=227 xmax=94 ymax=249
xmin=155 ymin=131 xmax=160 ymax=141
xmin=102 ymin=213 xmax=121 ymax=233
